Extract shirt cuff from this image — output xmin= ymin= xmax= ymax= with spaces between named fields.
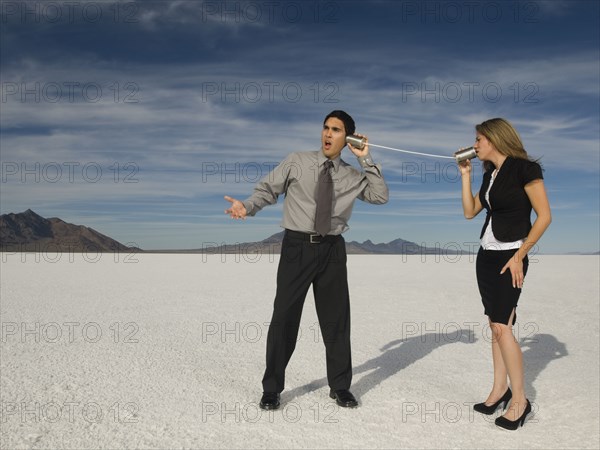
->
xmin=357 ymin=153 xmax=376 ymax=168
xmin=241 ymin=200 xmax=255 ymax=216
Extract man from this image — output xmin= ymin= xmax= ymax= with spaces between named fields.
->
xmin=224 ymin=110 xmax=388 ymax=409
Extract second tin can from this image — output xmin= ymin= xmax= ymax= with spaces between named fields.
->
xmin=346 ymin=135 xmax=367 ymax=150
xmin=454 ymin=147 xmax=477 ymax=163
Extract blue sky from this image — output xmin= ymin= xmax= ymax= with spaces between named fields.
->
xmin=1 ymin=0 xmax=598 ymax=253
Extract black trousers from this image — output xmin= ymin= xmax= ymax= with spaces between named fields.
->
xmin=262 ymin=231 xmax=352 ymax=393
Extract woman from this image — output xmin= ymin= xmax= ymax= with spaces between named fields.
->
xmin=459 ymin=118 xmax=551 ymax=430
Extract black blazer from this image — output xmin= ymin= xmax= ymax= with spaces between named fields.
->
xmin=479 ymin=157 xmax=543 ymax=242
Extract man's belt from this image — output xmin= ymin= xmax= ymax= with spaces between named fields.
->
xmin=284 ymin=229 xmax=341 ymax=244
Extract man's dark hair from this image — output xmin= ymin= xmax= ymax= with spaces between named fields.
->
xmin=324 ymin=110 xmax=356 ymax=136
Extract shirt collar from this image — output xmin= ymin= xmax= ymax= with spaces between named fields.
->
xmin=317 ymin=151 xmax=341 ymax=172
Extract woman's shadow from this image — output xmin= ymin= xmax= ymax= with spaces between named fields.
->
xmin=284 ymin=328 xmax=478 ymax=401
xmin=521 ymin=333 xmax=568 ymax=402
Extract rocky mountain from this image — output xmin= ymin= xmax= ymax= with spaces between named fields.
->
xmin=0 ymin=209 xmax=135 ymax=252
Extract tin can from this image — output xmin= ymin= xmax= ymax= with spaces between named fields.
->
xmin=346 ymin=135 xmax=367 ymax=150
xmin=454 ymin=147 xmax=477 ymax=163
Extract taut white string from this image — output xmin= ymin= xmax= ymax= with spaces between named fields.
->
xmin=367 ymin=143 xmax=455 ymax=160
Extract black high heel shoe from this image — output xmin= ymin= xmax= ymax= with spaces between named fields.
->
xmin=473 ymin=388 xmax=512 ymax=415
xmin=495 ymin=399 xmax=532 ymax=430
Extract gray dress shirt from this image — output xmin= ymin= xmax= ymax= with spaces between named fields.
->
xmin=242 ymin=150 xmax=389 ymax=235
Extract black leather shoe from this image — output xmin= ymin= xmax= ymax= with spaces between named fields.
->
xmin=329 ymin=389 xmax=358 ymax=408
xmin=259 ymin=392 xmax=280 ymax=410
xmin=474 ymin=388 xmax=512 ymax=415
xmin=495 ymin=399 xmax=532 ymax=430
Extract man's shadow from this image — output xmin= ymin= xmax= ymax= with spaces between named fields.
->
xmin=521 ymin=333 xmax=568 ymax=402
xmin=284 ymin=331 xmax=568 ymax=403
xmin=284 ymin=328 xmax=477 ymax=401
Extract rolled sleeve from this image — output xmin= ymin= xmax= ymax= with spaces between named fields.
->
xmin=359 ymin=162 xmax=388 ymax=204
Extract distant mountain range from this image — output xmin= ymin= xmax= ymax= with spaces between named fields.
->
xmin=0 ymin=209 xmax=135 ymax=252
xmin=2 ymin=210 xmax=597 ymax=255
xmin=0 ymin=210 xmax=467 ymax=255
xmin=170 ymin=231 xmax=467 ymax=255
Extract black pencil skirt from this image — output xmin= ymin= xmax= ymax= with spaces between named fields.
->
xmin=476 ymin=247 xmax=529 ymax=325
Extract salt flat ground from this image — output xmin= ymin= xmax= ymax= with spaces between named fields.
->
xmin=1 ymin=253 xmax=598 ymax=449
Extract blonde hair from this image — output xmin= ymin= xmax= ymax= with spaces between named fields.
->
xmin=475 ymin=118 xmax=530 ymax=171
